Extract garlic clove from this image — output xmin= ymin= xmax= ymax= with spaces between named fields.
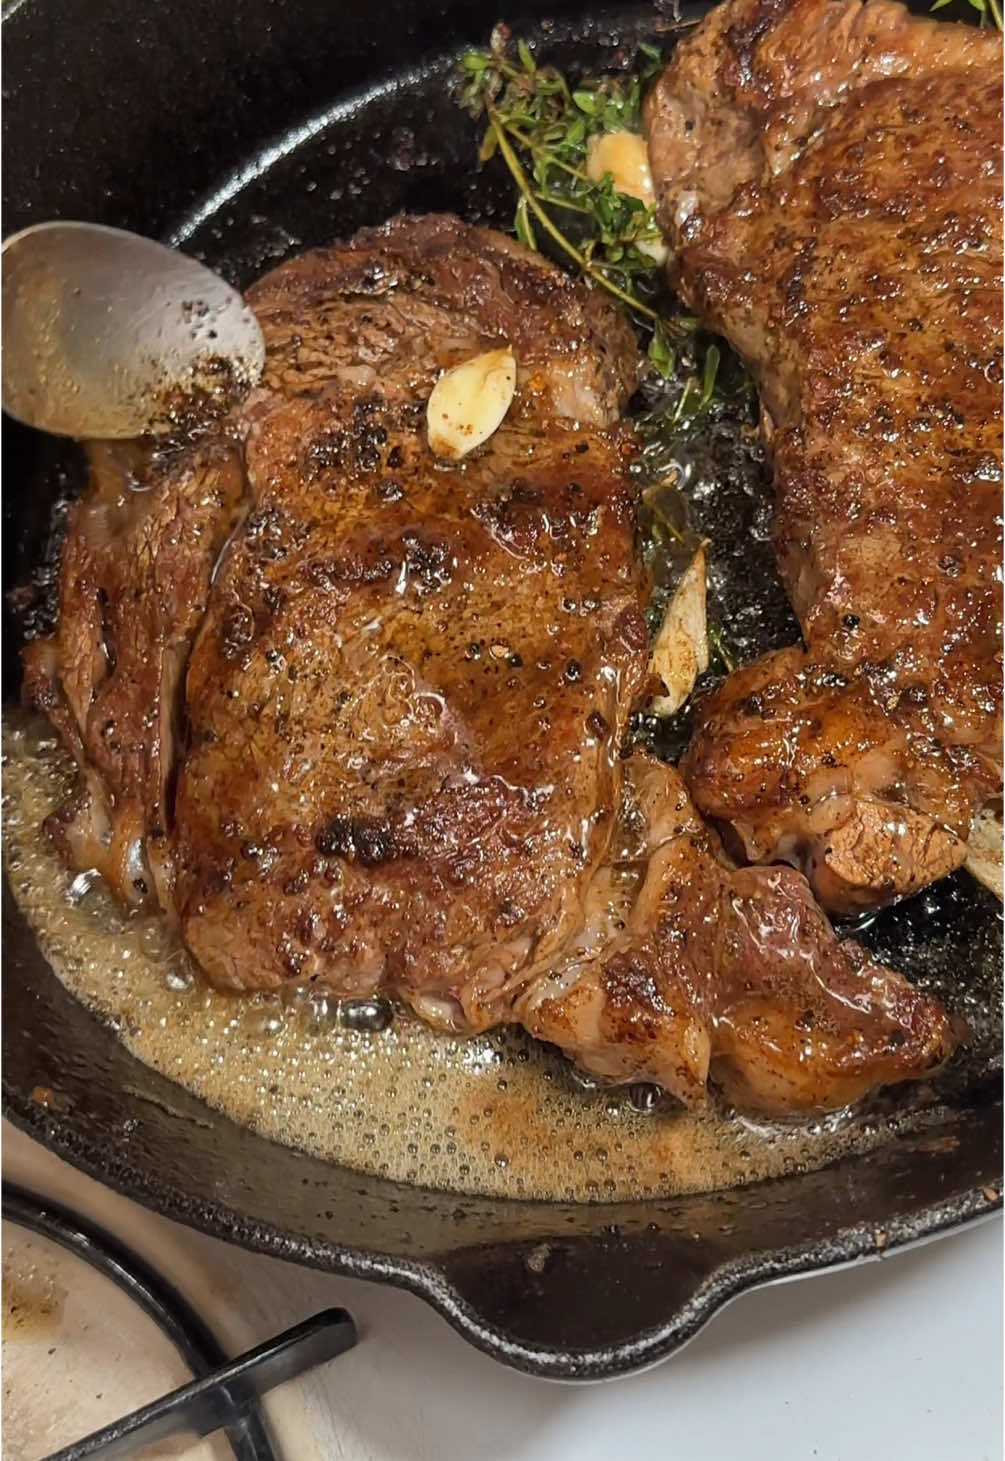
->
xmin=586 ymin=130 xmax=656 ymax=204
xmin=636 ymin=236 xmax=669 ymax=266
xmin=586 ymin=131 xmax=668 ymax=264
xmin=966 ymin=803 xmax=1003 ymax=901
xmin=649 ymin=543 xmax=710 ymax=717
xmin=426 ymin=347 xmax=517 ymax=460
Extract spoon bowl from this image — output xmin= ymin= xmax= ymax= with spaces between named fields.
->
xmin=1 ymin=222 xmax=265 ymax=439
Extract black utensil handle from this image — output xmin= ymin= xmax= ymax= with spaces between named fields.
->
xmin=4 ymin=1182 xmax=279 ymax=1460
xmin=43 ymin=1307 xmax=358 ymax=1461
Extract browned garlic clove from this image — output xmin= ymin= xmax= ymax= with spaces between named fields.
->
xmin=649 ymin=543 xmax=710 ymax=717
xmin=966 ymin=804 xmax=1003 ymax=901
xmin=586 ymin=132 xmax=668 ymax=264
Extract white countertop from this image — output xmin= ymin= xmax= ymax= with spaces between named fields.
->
xmin=3 ymin=1122 xmax=1001 ymax=1461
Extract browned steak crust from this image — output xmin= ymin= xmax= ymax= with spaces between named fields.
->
xmin=646 ymin=0 xmax=1003 ymax=911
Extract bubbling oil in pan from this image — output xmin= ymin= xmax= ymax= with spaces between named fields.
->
xmin=4 ymin=14 xmax=1001 ymax=1203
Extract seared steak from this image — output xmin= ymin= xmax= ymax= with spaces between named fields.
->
xmin=647 ymin=0 xmax=1003 ymax=912
xmin=22 ymin=436 xmax=246 ymax=911
xmin=25 ymin=214 xmax=954 ymax=1111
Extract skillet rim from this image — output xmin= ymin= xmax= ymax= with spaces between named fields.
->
xmin=4 ymin=1090 xmax=1001 ymax=1380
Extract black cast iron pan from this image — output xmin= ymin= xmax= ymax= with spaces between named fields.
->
xmin=2 ymin=0 xmax=1002 ymax=1380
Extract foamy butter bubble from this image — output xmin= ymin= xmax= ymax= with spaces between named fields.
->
xmin=2 ymin=709 xmax=926 ymax=1202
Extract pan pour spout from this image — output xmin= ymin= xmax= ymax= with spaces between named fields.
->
xmin=24 ymin=214 xmax=955 ymax=1115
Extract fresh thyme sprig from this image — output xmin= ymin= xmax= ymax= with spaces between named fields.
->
xmin=457 ymin=27 xmax=738 ymax=432
xmin=458 ymin=28 xmax=751 ymax=680
xmin=459 ymin=29 xmax=676 ymax=330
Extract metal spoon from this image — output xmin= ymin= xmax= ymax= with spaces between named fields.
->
xmin=2 ymin=221 xmax=265 ymax=439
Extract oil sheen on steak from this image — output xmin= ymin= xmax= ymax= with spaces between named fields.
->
xmin=24 ymin=214 xmax=955 ymax=1112
xmin=647 ymin=0 xmax=1003 ymax=913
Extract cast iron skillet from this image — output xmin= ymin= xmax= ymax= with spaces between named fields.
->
xmin=2 ymin=0 xmax=1002 ymax=1380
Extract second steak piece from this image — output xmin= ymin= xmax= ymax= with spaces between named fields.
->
xmin=646 ymin=0 xmax=1003 ymax=912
